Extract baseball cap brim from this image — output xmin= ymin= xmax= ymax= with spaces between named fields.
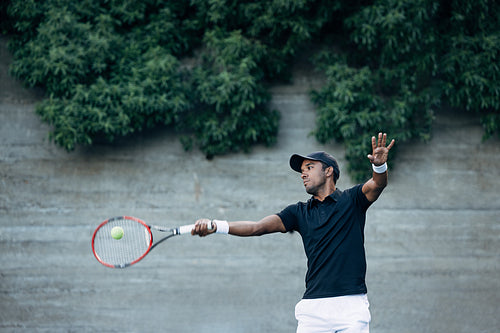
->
xmin=290 ymin=154 xmax=314 ymax=173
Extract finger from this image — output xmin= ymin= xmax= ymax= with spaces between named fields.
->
xmin=199 ymin=222 xmax=208 ymax=237
xmin=371 ymin=136 xmax=376 ymax=150
xmin=191 ymin=223 xmax=199 ymax=235
xmin=197 ymin=224 xmax=204 ymax=237
xmin=378 ymin=132 xmax=383 ymax=147
xmin=193 ymin=219 xmax=205 ymax=235
xmin=200 ymin=220 xmax=210 ymax=236
xmin=381 ymin=133 xmax=387 ymax=147
xmin=387 ymin=138 xmax=395 ymax=150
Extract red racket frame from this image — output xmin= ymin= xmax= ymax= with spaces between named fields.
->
xmin=91 ymin=216 xmax=153 ymax=268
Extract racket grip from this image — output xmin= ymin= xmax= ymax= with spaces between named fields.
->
xmin=178 ymin=221 xmax=213 ymax=235
xmin=178 ymin=224 xmax=195 ymax=235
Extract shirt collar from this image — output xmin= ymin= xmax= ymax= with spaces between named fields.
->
xmin=307 ymin=189 xmax=342 ymax=208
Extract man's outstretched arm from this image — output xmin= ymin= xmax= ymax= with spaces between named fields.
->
xmin=363 ymin=132 xmax=395 ymax=203
xmin=192 ymin=214 xmax=286 ymax=237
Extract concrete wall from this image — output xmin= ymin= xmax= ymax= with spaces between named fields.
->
xmin=1 ymin=36 xmax=499 ymax=332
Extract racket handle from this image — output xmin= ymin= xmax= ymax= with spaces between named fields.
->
xmin=178 ymin=224 xmax=195 ymax=235
xmin=178 ymin=221 xmax=213 ymax=235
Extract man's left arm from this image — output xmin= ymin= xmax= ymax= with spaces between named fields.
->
xmin=362 ymin=132 xmax=395 ymax=203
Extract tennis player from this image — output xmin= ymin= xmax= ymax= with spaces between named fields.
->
xmin=193 ymin=132 xmax=395 ymax=333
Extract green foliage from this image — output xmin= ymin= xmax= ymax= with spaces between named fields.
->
xmin=37 ymin=49 xmax=190 ymax=150
xmin=311 ymin=53 xmax=436 ymax=181
xmin=190 ymin=0 xmax=335 ymax=79
xmin=10 ymin=7 xmax=119 ymax=97
xmin=440 ymin=0 xmax=500 ymax=140
xmin=9 ymin=0 xmax=328 ymax=155
xmin=0 ymin=2 xmax=13 ymax=34
xmin=311 ymin=0 xmax=499 ymax=181
xmin=4 ymin=0 xmax=500 ymax=181
xmin=184 ymin=30 xmax=280 ymax=157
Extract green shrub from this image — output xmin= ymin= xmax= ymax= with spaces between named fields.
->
xmin=311 ymin=0 xmax=498 ymax=181
xmin=4 ymin=0 xmax=499 ymax=181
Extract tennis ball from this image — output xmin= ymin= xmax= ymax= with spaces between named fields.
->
xmin=111 ymin=226 xmax=124 ymax=240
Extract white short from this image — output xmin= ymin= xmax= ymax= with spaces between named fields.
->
xmin=295 ymin=294 xmax=371 ymax=333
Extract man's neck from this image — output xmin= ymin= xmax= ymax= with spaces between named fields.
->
xmin=313 ymin=185 xmax=336 ymax=202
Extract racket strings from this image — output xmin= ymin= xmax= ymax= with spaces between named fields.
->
xmin=93 ymin=218 xmax=151 ymax=267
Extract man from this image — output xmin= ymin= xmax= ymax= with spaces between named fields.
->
xmin=192 ymin=132 xmax=395 ymax=333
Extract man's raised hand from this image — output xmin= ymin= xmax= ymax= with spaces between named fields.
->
xmin=367 ymin=132 xmax=395 ymax=166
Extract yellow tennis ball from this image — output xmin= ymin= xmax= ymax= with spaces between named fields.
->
xmin=111 ymin=226 xmax=124 ymax=240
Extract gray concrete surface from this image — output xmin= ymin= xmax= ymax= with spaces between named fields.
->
xmin=1 ymin=36 xmax=499 ymax=332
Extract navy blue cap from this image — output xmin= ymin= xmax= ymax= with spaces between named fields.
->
xmin=290 ymin=151 xmax=340 ymax=182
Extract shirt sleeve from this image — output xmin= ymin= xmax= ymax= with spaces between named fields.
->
xmin=277 ymin=204 xmax=299 ymax=232
xmin=354 ymin=184 xmax=371 ymax=211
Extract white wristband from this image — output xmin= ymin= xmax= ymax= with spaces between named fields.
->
xmin=372 ymin=162 xmax=388 ymax=173
xmin=213 ymin=219 xmax=229 ymax=234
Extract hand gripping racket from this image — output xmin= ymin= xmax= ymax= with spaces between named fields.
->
xmin=91 ymin=216 xmax=211 ymax=268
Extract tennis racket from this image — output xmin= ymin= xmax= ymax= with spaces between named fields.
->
xmin=91 ymin=216 xmax=211 ymax=268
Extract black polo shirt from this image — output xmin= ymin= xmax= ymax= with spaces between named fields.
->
xmin=277 ymin=184 xmax=371 ymax=299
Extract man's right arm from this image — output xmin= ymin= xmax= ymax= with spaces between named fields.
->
xmin=192 ymin=214 xmax=286 ymax=237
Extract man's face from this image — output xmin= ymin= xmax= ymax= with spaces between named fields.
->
xmin=300 ymin=159 xmax=327 ymax=196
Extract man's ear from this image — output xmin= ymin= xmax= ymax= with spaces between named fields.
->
xmin=326 ymin=166 xmax=334 ymax=178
